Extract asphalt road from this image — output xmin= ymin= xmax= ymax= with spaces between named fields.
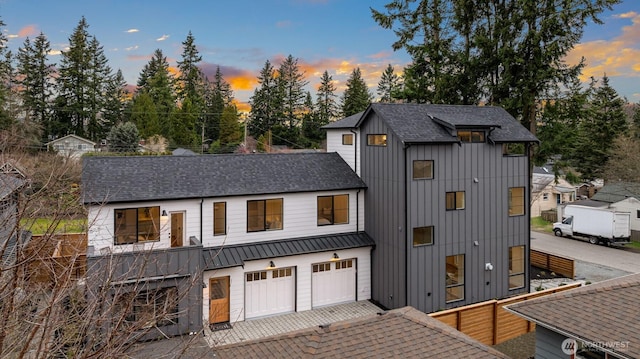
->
xmin=531 ymin=230 xmax=640 ymax=275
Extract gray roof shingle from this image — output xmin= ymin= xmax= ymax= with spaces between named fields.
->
xmin=591 ymin=181 xmax=640 ymax=203
xmin=506 ymin=273 xmax=640 ymax=358
xmin=202 ymin=232 xmax=374 ymax=270
xmin=214 ymin=306 xmax=509 ymax=358
xmin=322 ymin=111 xmax=364 ymax=129
xmin=359 ymin=103 xmax=539 ymax=144
xmin=82 ymin=152 xmax=366 ymax=204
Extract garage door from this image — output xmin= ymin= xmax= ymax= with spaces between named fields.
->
xmin=245 ymin=267 xmax=295 ymax=319
xmin=312 ymin=259 xmax=356 ymax=308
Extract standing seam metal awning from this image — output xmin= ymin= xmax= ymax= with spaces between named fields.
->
xmin=202 ymin=232 xmax=375 ymax=270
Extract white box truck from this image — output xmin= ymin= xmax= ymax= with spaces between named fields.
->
xmin=553 ymin=205 xmax=631 ymax=245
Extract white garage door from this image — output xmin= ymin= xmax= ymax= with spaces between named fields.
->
xmin=312 ymin=259 xmax=356 ymax=308
xmin=245 ymin=267 xmax=295 ymax=319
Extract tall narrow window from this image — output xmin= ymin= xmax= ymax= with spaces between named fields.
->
xmin=413 ymin=160 xmax=434 ymax=180
xmin=413 ymin=226 xmax=434 ymax=246
xmin=509 ymin=187 xmax=525 ymax=216
xmin=367 ymin=134 xmax=387 ymax=146
xmin=509 ymin=246 xmax=525 ymax=289
xmin=247 ymin=199 xmax=283 ymax=232
xmin=445 ymin=254 xmax=465 ymax=303
xmin=213 ymin=202 xmax=226 ymax=236
xmin=342 ymin=134 xmax=353 ymax=145
xmin=114 ymin=206 xmax=160 ymax=244
xmin=317 ymin=194 xmax=349 ymax=225
xmin=445 ymin=191 xmax=465 ymax=210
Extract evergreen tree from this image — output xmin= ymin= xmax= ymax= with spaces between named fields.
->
xmin=101 ymin=69 xmax=128 ymax=134
xmin=214 ymin=105 xmax=242 ymax=153
xmin=16 ymin=33 xmax=55 ymax=139
xmin=202 ymin=66 xmax=234 ymax=142
xmin=130 ymin=92 xmax=160 ymax=139
xmin=0 ymin=18 xmax=15 ymax=130
xmin=248 ymin=60 xmax=282 ymax=137
xmin=278 ymin=55 xmax=308 ymax=131
xmin=176 ymin=32 xmax=204 ymax=108
xmin=302 ymin=91 xmax=323 ymax=147
xmin=316 ymin=71 xmax=339 ymax=123
xmin=341 ymin=68 xmax=372 ymax=116
xmin=170 ymin=97 xmax=198 ymax=149
xmin=137 ymin=50 xmax=176 ymax=138
xmin=86 ymin=36 xmax=113 ymax=140
xmin=376 ymin=64 xmax=400 ymax=102
xmin=107 ymin=121 xmax=139 ymax=152
xmin=632 ymin=103 xmax=640 ymax=139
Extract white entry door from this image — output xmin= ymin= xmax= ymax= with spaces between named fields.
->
xmin=312 ymin=259 xmax=356 ymax=308
xmin=245 ymin=267 xmax=295 ymax=319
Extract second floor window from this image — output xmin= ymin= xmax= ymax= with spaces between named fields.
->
xmin=342 ymin=134 xmax=353 ymax=145
xmin=213 ymin=202 xmax=226 ymax=236
xmin=446 ymin=191 xmax=465 ymax=210
xmin=247 ymin=199 xmax=283 ymax=232
xmin=413 ymin=226 xmax=434 ymax=246
xmin=317 ymin=194 xmax=349 ymax=225
xmin=114 ymin=206 xmax=160 ymax=245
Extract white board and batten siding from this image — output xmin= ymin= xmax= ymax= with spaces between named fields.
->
xmin=200 ymin=190 xmax=365 ymax=248
xmin=326 ymin=129 xmax=360 ymax=175
xmin=87 ymin=199 xmax=200 ymax=254
xmin=202 ymin=247 xmax=371 ymax=323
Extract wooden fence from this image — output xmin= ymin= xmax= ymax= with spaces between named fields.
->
xmin=429 ymin=282 xmax=581 ymax=346
xmin=26 ymin=233 xmax=87 ymax=286
xmin=530 ymin=249 xmax=575 ymax=278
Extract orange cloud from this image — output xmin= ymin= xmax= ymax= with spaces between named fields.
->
xmin=18 ymin=25 xmax=38 ymax=38
xmin=567 ymin=12 xmax=640 ymax=81
xmin=229 ymin=75 xmax=257 ymax=91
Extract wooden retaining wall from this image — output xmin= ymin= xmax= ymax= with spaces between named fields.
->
xmin=430 ymin=283 xmax=581 ymax=346
xmin=530 ymin=249 xmax=575 ymax=278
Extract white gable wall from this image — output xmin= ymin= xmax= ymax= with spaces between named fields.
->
xmin=610 ymin=197 xmax=640 ymax=232
xmin=202 ymin=246 xmax=372 ymax=323
xmin=326 ymin=129 xmax=360 ymax=175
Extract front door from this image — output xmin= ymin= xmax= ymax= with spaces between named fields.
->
xmin=170 ymin=212 xmax=184 ymax=247
xmin=209 ymin=277 xmax=230 ymax=324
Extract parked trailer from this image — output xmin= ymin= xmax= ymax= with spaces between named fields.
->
xmin=553 ymin=205 xmax=631 ymax=245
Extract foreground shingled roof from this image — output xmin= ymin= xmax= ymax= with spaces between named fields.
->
xmin=506 ymin=273 xmax=640 ymax=358
xmin=214 ymin=306 xmax=509 ymax=359
xmin=82 ymin=152 xmax=366 ymax=204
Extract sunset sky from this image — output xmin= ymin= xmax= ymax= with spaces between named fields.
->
xmin=2 ymin=0 xmax=639 ymax=112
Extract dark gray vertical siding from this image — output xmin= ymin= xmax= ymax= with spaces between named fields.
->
xmin=362 ymin=113 xmax=407 ymax=309
xmin=406 ymin=141 xmax=530 ymax=313
xmin=535 ymin=326 xmax=571 ymax=359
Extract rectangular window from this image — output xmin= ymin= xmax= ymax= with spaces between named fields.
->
xmin=118 ymin=287 xmax=179 ymax=328
xmin=543 ymin=193 xmax=549 ymax=201
xmin=446 ymin=254 xmax=465 ymax=303
xmin=336 ymin=259 xmax=353 ymax=269
xmin=246 ymin=271 xmax=268 ymax=282
xmin=508 ymin=187 xmax=525 ymax=216
xmin=367 ymin=134 xmax=387 ymax=146
xmin=445 ymin=191 xmax=465 ymax=210
xmin=457 ymin=130 xmax=485 ymax=143
xmin=509 ymin=246 xmax=525 ymax=289
xmin=342 ymin=134 xmax=353 ymax=145
xmin=637 ymin=210 xmax=640 ymax=219
xmin=413 ymin=226 xmax=434 ymax=246
xmin=247 ymin=199 xmax=283 ymax=232
xmin=317 ymin=194 xmax=349 ymax=225
xmin=213 ymin=202 xmax=226 ymax=236
xmin=502 ymin=143 xmax=525 ymax=156
xmin=413 ymin=160 xmax=434 ymax=180
xmin=312 ymin=263 xmax=331 ymax=273
xmin=272 ymin=267 xmax=292 ymax=278
xmin=114 ymin=206 xmax=160 ymax=245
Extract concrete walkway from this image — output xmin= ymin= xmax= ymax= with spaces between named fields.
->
xmin=203 ymin=300 xmax=383 ymax=348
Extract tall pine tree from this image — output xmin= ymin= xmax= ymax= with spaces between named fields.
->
xmin=341 ymin=68 xmax=372 ymax=116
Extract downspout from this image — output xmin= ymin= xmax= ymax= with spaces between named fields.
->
xmin=356 ymin=188 xmax=361 ymax=233
xmin=200 ymin=198 xmax=204 ymax=244
xmin=404 ymin=143 xmax=410 ymax=307
xmin=350 ymin=128 xmax=358 ymax=176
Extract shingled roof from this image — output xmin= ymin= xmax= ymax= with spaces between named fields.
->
xmin=357 ymin=103 xmax=538 ymax=144
xmin=322 ymin=111 xmax=363 ymax=129
xmin=506 ymin=273 xmax=640 ymax=358
xmin=213 ymin=306 xmax=509 ymax=359
xmin=202 ymin=232 xmax=374 ymax=270
xmin=82 ymin=152 xmax=366 ymax=204
xmin=591 ymin=181 xmax=640 ymax=203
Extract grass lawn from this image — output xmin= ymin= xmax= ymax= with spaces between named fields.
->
xmin=21 ymin=218 xmax=87 ymax=235
xmin=531 ymin=216 xmax=553 ymax=233
xmin=625 ymin=240 xmax=640 ymax=250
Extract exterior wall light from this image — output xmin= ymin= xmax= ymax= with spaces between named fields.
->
xmin=267 ymin=261 xmax=276 ymax=269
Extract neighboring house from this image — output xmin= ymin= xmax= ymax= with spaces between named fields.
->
xmin=324 ymin=103 xmax=538 ymax=313
xmin=531 ymin=164 xmax=576 ymax=217
xmin=591 ymin=181 xmax=640 ymax=240
xmin=214 ymin=306 xmax=509 ymax=358
xmin=506 ymin=273 xmax=640 ymax=359
xmin=82 ymin=152 xmax=373 ymax=337
xmin=46 ymin=134 xmax=96 ymax=158
xmin=0 ymin=163 xmax=29 ymax=266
